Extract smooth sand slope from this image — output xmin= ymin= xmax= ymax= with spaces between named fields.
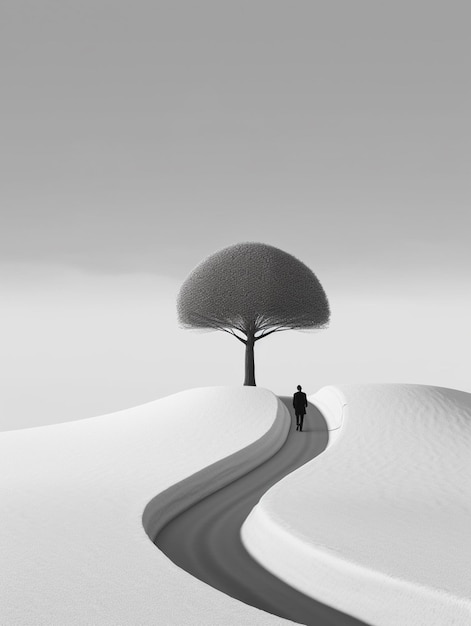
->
xmin=0 ymin=386 xmax=298 ymax=625
xmin=243 ymin=384 xmax=471 ymax=626
xmin=152 ymin=397 xmax=366 ymax=626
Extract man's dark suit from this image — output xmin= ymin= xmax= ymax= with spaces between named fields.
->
xmin=293 ymin=391 xmax=308 ymax=431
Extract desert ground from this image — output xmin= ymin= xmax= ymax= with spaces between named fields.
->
xmin=1 ymin=383 xmax=470 ymax=625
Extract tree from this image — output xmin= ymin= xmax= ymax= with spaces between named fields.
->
xmin=177 ymin=242 xmax=330 ymax=386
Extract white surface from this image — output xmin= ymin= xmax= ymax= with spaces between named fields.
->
xmin=242 ymin=384 xmax=471 ymax=625
xmin=307 ymin=385 xmax=346 ymax=432
xmin=0 ymin=386 xmax=294 ymax=625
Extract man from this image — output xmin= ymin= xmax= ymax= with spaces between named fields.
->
xmin=293 ymin=385 xmax=308 ymax=431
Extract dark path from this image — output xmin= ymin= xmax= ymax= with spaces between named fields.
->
xmin=155 ymin=398 xmax=368 ymax=626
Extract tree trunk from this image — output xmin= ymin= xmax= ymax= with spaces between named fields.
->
xmin=244 ymin=334 xmax=256 ymax=386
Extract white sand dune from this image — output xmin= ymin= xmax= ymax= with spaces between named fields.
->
xmin=0 ymin=386 xmax=295 ymax=625
xmin=242 ymin=384 xmax=471 ymax=626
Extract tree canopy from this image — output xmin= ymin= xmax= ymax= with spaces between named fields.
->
xmin=177 ymin=242 xmax=330 ymax=385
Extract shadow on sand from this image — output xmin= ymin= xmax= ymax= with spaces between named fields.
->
xmin=152 ymin=396 xmax=369 ymax=626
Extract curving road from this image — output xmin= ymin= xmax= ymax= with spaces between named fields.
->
xmin=155 ymin=398 xmax=368 ymax=626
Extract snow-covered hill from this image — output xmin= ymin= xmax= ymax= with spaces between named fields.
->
xmin=242 ymin=384 xmax=471 ymax=625
xmin=0 ymin=386 xmax=292 ymax=625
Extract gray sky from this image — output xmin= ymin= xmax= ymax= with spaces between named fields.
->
xmin=2 ymin=1 xmax=469 ymax=277
xmin=1 ymin=1 xmax=470 ymax=428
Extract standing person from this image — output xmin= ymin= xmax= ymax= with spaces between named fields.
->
xmin=293 ymin=385 xmax=308 ymax=431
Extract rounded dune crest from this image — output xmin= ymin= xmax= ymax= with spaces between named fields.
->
xmin=242 ymin=383 xmax=471 ymax=626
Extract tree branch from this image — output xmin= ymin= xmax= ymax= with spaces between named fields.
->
xmin=254 ymin=326 xmax=291 ymax=341
xmin=220 ymin=327 xmax=247 ymax=344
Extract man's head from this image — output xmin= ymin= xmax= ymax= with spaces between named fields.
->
xmin=297 ymin=385 xmax=302 ymax=391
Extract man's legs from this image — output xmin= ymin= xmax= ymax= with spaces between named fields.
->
xmin=299 ymin=413 xmax=304 ymax=431
xmin=295 ymin=412 xmax=305 ymax=430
